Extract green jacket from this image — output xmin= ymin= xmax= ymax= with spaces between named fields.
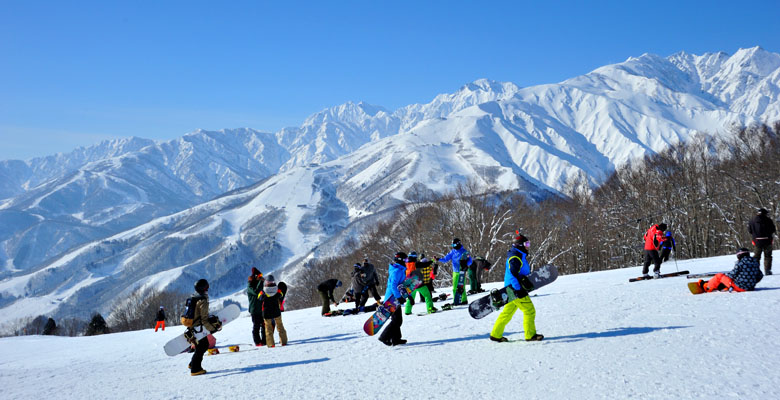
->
xmin=247 ymin=278 xmax=264 ymax=315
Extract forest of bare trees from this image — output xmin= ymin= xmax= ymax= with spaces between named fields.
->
xmin=287 ymin=122 xmax=779 ymax=309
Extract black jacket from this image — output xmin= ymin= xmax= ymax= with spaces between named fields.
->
xmin=259 ymin=291 xmax=283 ymax=319
xmin=317 ymin=279 xmax=340 ymax=302
xmin=748 ymin=214 xmax=776 ymax=243
xmin=156 ymin=309 xmax=165 ymax=322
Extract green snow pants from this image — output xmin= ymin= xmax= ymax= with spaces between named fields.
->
xmin=490 ymin=295 xmax=536 ymax=340
xmin=405 ymin=285 xmax=434 ymax=314
xmin=468 ymin=267 xmax=480 ymax=292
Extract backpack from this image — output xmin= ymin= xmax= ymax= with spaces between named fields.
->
xmin=180 ymin=295 xmax=204 ymax=328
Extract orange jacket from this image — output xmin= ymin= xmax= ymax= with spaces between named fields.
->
xmin=643 ymin=225 xmax=663 ymax=250
xmin=405 ymin=261 xmax=417 ymax=277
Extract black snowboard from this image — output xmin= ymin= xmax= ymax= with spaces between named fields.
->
xmin=628 ymin=270 xmax=689 ymax=282
xmin=468 ymin=265 xmax=558 ymax=319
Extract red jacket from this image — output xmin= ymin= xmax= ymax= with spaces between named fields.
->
xmin=643 ymin=225 xmax=664 ymax=250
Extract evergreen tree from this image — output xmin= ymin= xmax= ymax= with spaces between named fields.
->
xmin=85 ymin=313 xmax=110 ymax=336
xmin=42 ymin=318 xmax=57 ymax=335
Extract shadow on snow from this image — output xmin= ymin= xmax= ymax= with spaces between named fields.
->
xmin=544 ymin=326 xmax=691 ymax=343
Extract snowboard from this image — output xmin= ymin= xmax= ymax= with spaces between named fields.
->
xmin=628 ymin=270 xmax=690 ymax=282
xmin=468 ymin=264 xmax=558 ymax=320
xmin=362 ymin=274 xmax=422 ymax=336
xmin=686 ymin=272 xmax=724 ymax=279
xmin=688 ymin=281 xmax=706 ymax=295
xmin=163 ymin=304 xmax=240 ymax=356
xmin=453 ymin=270 xmax=467 ymax=305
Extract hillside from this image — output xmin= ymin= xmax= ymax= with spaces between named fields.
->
xmin=1 ymin=253 xmax=778 ymax=399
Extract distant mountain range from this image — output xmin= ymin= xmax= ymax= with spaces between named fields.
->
xmin=1 ymin=46 xmax=779 ymax=324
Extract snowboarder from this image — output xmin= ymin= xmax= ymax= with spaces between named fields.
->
xmin=659 ymin=231 xmax=677 ymax=263
xmin=317 ymin=279 xmax=342 ymax=316
xmin=247 ymin=267 xmax=266 ymax=346
xmin=489 ymin=234 xmax=543 ymax=343
xmin=349 ymin=263 xmax=366 ymax=312
xmin=694 ymin=248 xmax=763 ymax=293
xmin=417 ymin=254 xmax=438 ymax=309
xmin=642 ymin=223 xmax=667 ymax=278
xmin=188 ymin=279 xmax=221 ymax=376
xmin=378 ymin=252 xmax=408 ymax=346
xmin=436 ymin=238 xmax=472 ymax=305
xmin=259 ymin=275 xmax=287 ymax=347
xmin=154 ymin=306 xmax=166 ymax=332
xmin=359 ymin=258 xmax=382 ymax=307
xmin=748 ymin=208 xmax=776 ymax=275
xmin=404 ymin=252 xmax=436 ymax=315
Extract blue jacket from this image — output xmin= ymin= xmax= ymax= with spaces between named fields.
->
xmin=439 ymin=247 xmax=472 ymax=273
xmin=504 ymin=245 xmax=531 ymax=290
xmin=383 ymin=262 xmax=407 ymax=301
xmin=727 ymin=256 xmax=763 ymax=291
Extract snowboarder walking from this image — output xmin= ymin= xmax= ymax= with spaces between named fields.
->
xmin=350 ymin=263 xmax=367 ymax=312
xmin=642 ymin=223 xmax=667 ymax=278
xmin=404 ymin=252 xmax=436 ymax=314
xmin=154 ymin=306 xmax=166 ymax=332
xmin=694 ymin=248 xmax=763 ymax=293
xmin=359 ymin=258 xmax=382 ymax=307
xmin=378 ymin=252 xmax=408 ymax=346
xmin=317 ymin=279 xmax=342 ymax=315
xmin=247 ymin=267 xmax=266 ymax=346
xmin=259 ymin=275 xmax=287 ymax=347
xmin=188 ymin=279 xmax=221 ymax=376
xmin=748 ymin=208 xmax=776 ymax=275
xmin=659 ymin=231 xmax=677 ymax=263
xmin=436 ymin=238 xmax=472 ymax=305
xmin=489 ymin=234 xmax=543 ymax=343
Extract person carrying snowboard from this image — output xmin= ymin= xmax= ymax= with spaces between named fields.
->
xmin=378 ymin=252 xmax=408 ymax=346
xmin=154 ymin=306 xmax=166 ymax=332
xmin=188 ymin=279 xmax=221 ymax=376
xmin=659 ymin=231 xmax=676 ymax=263
xmin=404 ymin=251 xmax=436 ymax=315
xmin=489 ymin=234 xmax=543 ymax=343
xmin=259 ymin=275 xmax=287 ymax=347
xmin=694 ymin=248 xmax=763 ymax=293
xmin=642 ymin=223 xmax=667 ymax=278
xmin=436 ymin=238 xmax=472 ymax=305
xmin=247 ymin=267 xmax=266 ymax=346
xmin=748 ymin=208 xmax=776 ymax=275
xmin=317 ymin=278 xmax=342 ymax=315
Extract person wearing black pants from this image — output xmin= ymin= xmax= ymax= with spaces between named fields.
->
xmin=189 ymin=279 xmax=220 ymax=376
xmin=378 ymin=252 xmax=408 ymax=346
xmin=749 ymin=208 xmax=776 ymax=275
xmin=247 ymin=267 xmax=266 ymax=346
xmin=359 ymin=259 xmax=382 ymax=306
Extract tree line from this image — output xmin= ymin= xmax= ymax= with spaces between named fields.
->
xmin=286 ymin=122 xmax=779 ymax=309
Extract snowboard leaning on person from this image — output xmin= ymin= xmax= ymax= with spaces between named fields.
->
xmin=259 ymin=275 xmax=288 ymax=347
xmin=154 ymin=306 xmax=166 ymax=332
xmin=659 ymin=231 xmax=677 ymax=263
xmin=694 ymin=248 xmax=763 ymax=293
xmin=489 ymin=234 xmax=543 ymax=343
xmin=642 ymin=223 xmax=667 ymax=278
xmin=189 ymin=279 xmax=221 ymax=376
xmin=378 ymin=252 xmax=408 ymax=346
xmin=404 ymin=251 xmax=435 ymax=315
xmin=748 ymin=208 xmax=776 ymax=275
xmin=436 ymin=238 xmax=472 ymax=305
xmin=247 ymin=267 xmax=266 ymax=346
xmin=317 ymin=279 xmax=342 ymax=316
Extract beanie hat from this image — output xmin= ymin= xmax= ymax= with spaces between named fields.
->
xmin=452 ymin=238 xmax=462 ymax=249
xmin=251 ymin=267 xmax=261 ymax=276
xmin=658 ymin=223 xmax=667 ymax=231
xmin=393 ymin=252 xmax=407 ymax=263
xmin=736 ymin=247 xmax=751 ymax=260
xmin=758 ymin=208 xmax=768 ymax=215
xmin=408 ymin=251 xmax=418 ymax=259
xmin=265 ymin=274 xmax=275 ymax=283
xmin=194 ymin=279 xmax=209 ymax=294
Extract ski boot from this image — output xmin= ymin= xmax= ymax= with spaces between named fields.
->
xmin=526 ymin=334 xmax=544 ymax=342
xmin=489 ymin=336 xmax=508 ymax=343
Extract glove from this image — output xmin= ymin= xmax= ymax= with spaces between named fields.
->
xmin=397 ymin=296 xmax=406 ymax=305
xmin=519 ymin=276 xmax=535 ymax=291
xmin=211 ymin=319 xmax=222 ymax=333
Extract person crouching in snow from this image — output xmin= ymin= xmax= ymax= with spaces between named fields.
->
xmin=378 ymin=252 xmax=408 ymax=346
xmin=259 ymin=275 xmax=287 ymax=347
xmin=317 ymin=278 xmax=342 ymax=315
xmin=490 ymin=234 xmax=543 ymax=343
xmin=695 ymin=248 xmax=763 ymax=293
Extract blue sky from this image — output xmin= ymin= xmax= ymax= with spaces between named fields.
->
xmin=1 ymin=0 xmax=778 ymax=160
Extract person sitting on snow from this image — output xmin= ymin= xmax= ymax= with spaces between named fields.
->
xmin=695 ymin=248 xmax=763 ymax=293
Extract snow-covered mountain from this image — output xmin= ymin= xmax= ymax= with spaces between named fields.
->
xmin=1 ymin=47 xmax=779 ymax=324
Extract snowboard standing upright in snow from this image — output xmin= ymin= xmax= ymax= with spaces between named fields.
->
xmin=469 ymin=264 xmax=558 ymax=319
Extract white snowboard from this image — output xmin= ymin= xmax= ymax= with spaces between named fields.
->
xmin=163 ymin=304 xmax=240 ymax=356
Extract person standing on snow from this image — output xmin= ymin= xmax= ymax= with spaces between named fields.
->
xmin=642 ymin=223 xmax=667 ymax=278
xmin=189 ymin=279 xmax=221 ymax=376
xmin=247 ymin=267 xmax=266 ymax=346
xmin=404 ymin=252 xmax=436 ymax=315
xmin=317 ymin=278 xmax=342 ymax=315
xmin=154 ymin=306 xmax=166 ymax=332
xmin=694 ymin=248 xmax=763 ymax=293
xmin=259 ymin=275 xmax=288 ymax=347
xmin=436 ymin=238 xmax=472 ymax=305
xmin=378 ymin=252 xmax=408 ymax=346
xmin=748 ymin=208 xmax=776 ymax=275
xmin=417 ymin=254 xmax=438 ymax=309
xmin=349 ymin=263 xmax=367 ymax=312
xmin=359 ymin=258 xmax=382 ymax=307
xmin=489 ymin=234 xmax=543 ymax=343
xmin=659 ymin=231 xmax=677 ymax=263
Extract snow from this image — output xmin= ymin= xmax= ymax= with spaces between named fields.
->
xmin=2 ymin=253 xmax=779 ymax=399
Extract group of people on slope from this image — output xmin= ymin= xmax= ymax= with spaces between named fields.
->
xmin=247 ymin=268 xmax=287 ymax=349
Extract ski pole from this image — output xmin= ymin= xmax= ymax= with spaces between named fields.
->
xmin=673 ymin=254 xmax=679 ymax=272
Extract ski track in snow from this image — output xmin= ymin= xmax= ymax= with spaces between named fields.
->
xmin=1 ymin=253 xmax=779 ymax=399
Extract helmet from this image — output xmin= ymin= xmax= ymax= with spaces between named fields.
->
xmin=664 ymin=231 xmax=672 ymax=237
xmin=658 ymin=223 xmax=667 ymax=231
xmin=452 ymin=238 xmax=462 ymax=249
xmin=408 ymin=251 xmax=418 ymax=259
xmin=336 ymin=280 xmax=343 ymax=287
xmin=194 ymin=279 xmax=209 ymax=294
xmin=394 ymin=252 xmax=407 ymax=263
xmin=513 ymin=234 xmax=529 ymax=248
xmin=736 ymin=247 xmax=751 ymax=260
